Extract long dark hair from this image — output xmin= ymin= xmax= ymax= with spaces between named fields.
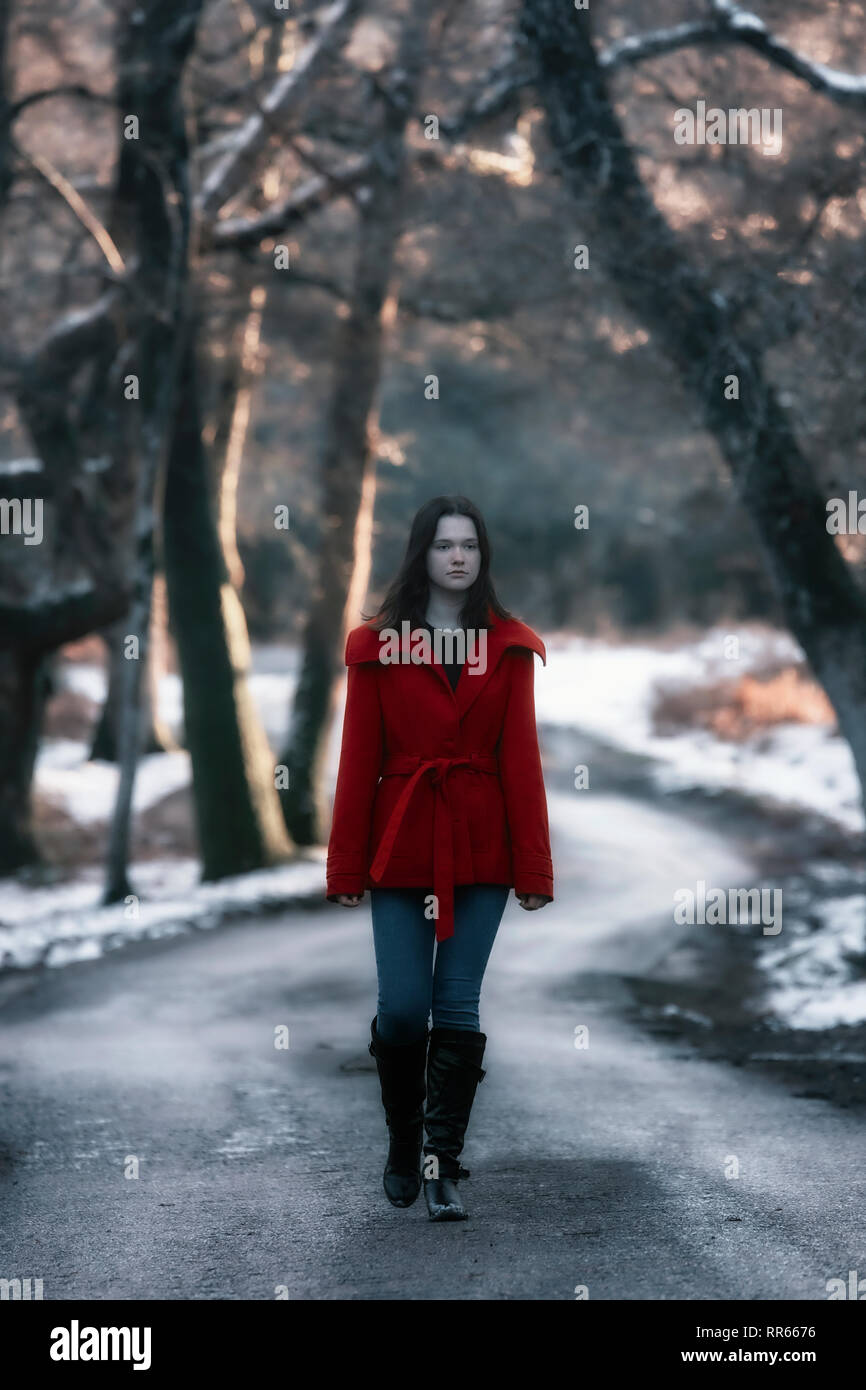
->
xmin=364 ymin=496 xmax=513 ymax=632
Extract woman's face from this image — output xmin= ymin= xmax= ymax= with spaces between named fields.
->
xmin=426 ymin=515 xmax=481 ymax=595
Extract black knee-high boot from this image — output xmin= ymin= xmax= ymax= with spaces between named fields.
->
xmin=422 ymin=1027 xmax=487 ymax=1222
xmin=368 ymin=1017 xmax=428 ymax=1207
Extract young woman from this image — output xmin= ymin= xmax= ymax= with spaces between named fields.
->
xmin=326 ymin=496 xmax=553 ymax=1221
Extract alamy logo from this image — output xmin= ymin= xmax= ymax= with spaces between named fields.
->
xmin=0 ymin=497 xmax=43 ymax=545
xmin=826 ymin=1270 xmax=866 ymax=1299
xmin=0 ymin=1276 xmax=43 ymax=1299
xmin=50 ymin=1321 xmax=152 ymax=1370
xmin=377 ymin=623 xmax=488 ymax=674
xmin=674 ymin=100 xmax=783 ymax=156
xmin=826 ymin=492 xmax=866 ymax=534
xmin=673 ymin=880 xmax=782 ymax=935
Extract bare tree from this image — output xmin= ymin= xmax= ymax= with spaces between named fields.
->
xmin=157 ymin=0 xmax=366 ymax=878
xmin=520 ymin=0 xmax=866 ymax=808
xmin=102 ymin=0 xmax=207 ymax=902
xmin=0 ymin=0 xmax=359 ymax=879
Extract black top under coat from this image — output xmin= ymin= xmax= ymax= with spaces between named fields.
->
xmin=421 ymin=623 xmax=464 ymax=692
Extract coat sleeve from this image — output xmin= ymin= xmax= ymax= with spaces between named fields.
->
xmin=325 ymin=661 xmax=384 ymax=900
xmin=498 ymin=648 xmax=554 ymax=902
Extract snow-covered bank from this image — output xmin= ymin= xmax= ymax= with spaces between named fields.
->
xmin=38 ymin=740 xmax=191 ymax=825
xmin=0 ymin=856 xmax=326 ymax=971
xmin=39 ymin=624 xmax=862 ymax=840
xmin=37 ymin=645 xmax=300 ymax=824
xmin=760 ymin=875 xmax=866 ymax=1031
xmin=536 ymin=627 xmax=866 ymax=1032
xmin=539 ymin=625 xmax=863 ymax=835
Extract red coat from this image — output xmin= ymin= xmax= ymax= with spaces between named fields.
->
xmin=325 ymin=610 xmax=554 ymax=941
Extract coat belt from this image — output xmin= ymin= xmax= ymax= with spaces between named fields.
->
xmin=369 ymin=754 xmax=500 ymax=942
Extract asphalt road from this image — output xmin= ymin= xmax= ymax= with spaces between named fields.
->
xmin=1 ymin=781 xmax=864 ymax=1300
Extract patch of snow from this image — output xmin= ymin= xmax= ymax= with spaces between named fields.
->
xmin=0 ymin=855 xmax=327 ymax=971
xmin=41 ymin=649 xmax=301 ymax=823
xmin=761 ymin=894 xmax=866 ymax=1029
xmin=36 ymin=745 xmax=191 ymax=824
xmin=0 ymin=457 xmax=43 ymax=475
xmin=58 ymin=662 xmax=106 ymax=705
xmin=538 ymin=625 xmax=863 ymax=834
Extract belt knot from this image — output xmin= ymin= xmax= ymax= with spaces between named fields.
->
xmin=370 ymin=751 xmax=500 ymax=944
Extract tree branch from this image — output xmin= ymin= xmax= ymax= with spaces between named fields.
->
xmin=439 ymin=42 xmax=536 ymax=138
xmin=9 ymin=84 xmax=110 ymax=118
xmin=196 ymin=0 xmax=361 ymax=219
xmin=27 ymin=292 xmax=119 ymax=379
xmin=0 ymin=579 xmax=132 ymax=654
xmin=600 ymin=0 xmax=866 ymax=107
xmin=208 ymin=156 xmax=371 ymax=249
xmin=16 ymin=142 xmax=126 ymax=274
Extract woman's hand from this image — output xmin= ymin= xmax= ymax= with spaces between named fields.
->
xmin=517 ymin=893 xmax=549 ymax=911
xmin=335 ymin=893 xmax=364 ymax=907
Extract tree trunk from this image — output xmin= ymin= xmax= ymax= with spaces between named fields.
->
xmin=0 ymin=651 xmax=52 ymax=875
xmin=218 ymin=285 xmax=267 ymax=592
xmin=90 ymin=618 xmax=167 ymax=762
xmin=0 ymin=567 xmax=131 ymax=878
xmin=279 ymin=0 xmax=433 ymax=845
xmin=0 ymin=0 xmax=11 ymax=208
xmin=102 ymin=0 xmax=206 ymax=903
xmin=522 ymin=0 xmax=866 ymax=807
xmin=103 ymin=596 xmax=151 ymax=905
xmin=163 ymin=331 xmax=292 ymax=879
xmin=148 ymin=572 xmax=177 ymax=752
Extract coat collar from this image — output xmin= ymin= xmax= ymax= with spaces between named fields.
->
xmin=344 ymin=611 xmax=546 ymax=720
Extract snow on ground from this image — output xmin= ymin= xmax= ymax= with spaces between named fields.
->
xmin=539 ymin=625 xmax=864 ymax=835
xmin=37 ymin=645 xmax=302 ymax=823
xmin=535 ymin=627 xmax=866 ymax=1030
xmin=38 ymin=740 xmax=191 ymax=824
xmin=0 ymin=855 xmax=326 ymax=971
xmin=7 ymin=626 xmax=864 ymax=1031
xmin=41 ymin=624 xmax=862 ymax=836
xmin=758 ymin=881 xmax=866 ymax=1031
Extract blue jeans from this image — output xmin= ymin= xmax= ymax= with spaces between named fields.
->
xmin=370 ymin=884 xmax=510 ymax=1043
